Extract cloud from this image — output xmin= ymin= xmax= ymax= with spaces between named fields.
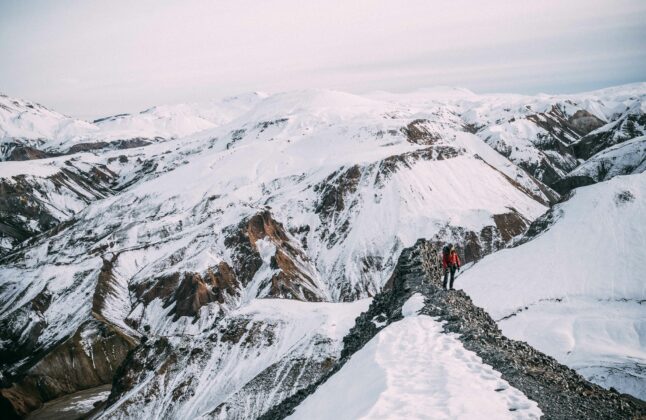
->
xmin=0 ymin=0 xmax=644 ymax=118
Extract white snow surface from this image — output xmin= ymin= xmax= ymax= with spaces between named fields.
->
xmin=460 ymin=173 xmax=646 ymax=398
xmin=290 ymin=314 xmax=542 ymax=420
xmin=0 ymin=92 xmax=264 ymax=154
xmin=401 ymin=293 xmax=425 ymax=317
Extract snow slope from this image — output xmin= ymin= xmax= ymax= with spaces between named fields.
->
xmin=290 ymin=295 xmax=542 ymax=420
xmin=99 ymin=298 xmax=370 ymax=420
xmin=92 ymin=92 xmax=266 ymax=141
xmin=567 ymin=135 xmax=646 ymax=182
xmin=371 ymin=82 xmax=646 ymax=185
xmin=460 ymin=173 xmax=646 ymax=399
xmin=0 ymin=92 xmax=263 ymax=157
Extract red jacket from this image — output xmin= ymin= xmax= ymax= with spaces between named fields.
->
xmin=442 ymin=252 xmax=461 ymax=269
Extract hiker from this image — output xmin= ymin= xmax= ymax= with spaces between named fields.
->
xmin=442 ymin=244 xmax=461 ymax=290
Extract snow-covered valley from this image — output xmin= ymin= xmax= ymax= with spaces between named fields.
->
xmin=1 ymin=84 xmax=645 ymax=418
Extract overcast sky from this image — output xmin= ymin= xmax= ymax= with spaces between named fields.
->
xmin=1 ymin=0 xmax=645 ymax=119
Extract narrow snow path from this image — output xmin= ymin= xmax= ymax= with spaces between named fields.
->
xmin=289 ymin=296 xmax=541 ymax=420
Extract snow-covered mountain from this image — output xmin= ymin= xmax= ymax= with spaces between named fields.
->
xmin=0 ymin=84 xmax=645 ymax=418
xmin=0 ymin=92 xmax=264 ymax=160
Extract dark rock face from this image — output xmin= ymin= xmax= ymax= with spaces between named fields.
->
xmin=262 ymin=239 xmax=645 ymax=419
xmin=65 ymin=138 xmax=154 ymax=155
xmin=482 ymin=106 xmax=608 ymax=188
xmin=5 ymin=145 xmax=57 ymax=161
xmin=0 ymin=164 xmax=120 ymax=256
xmin=574 ymin=112 xmax=646 ymax=160
xmin=492 ymin=211 xmax=530 ymax=242
xmin=1 ymin=138 xmax=157 ymax=162
xmin=551 ymin=175 xmax=596 ymax=195
xmin=568 ymin=110 xmax=606 ymax=134
xmin=314 ymin=165 xmax=362 ymax=247
xmin=520 ymin=106 xmax=589 ymax=183
xmin=0 ymin=320 xmax=134 ymax=417
xmin=526 ymin=106 xmax=599 ymax=146
xmin=402 ymin=119 xmax=441 ymax=145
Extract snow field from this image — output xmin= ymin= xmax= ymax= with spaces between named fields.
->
xmin=460 ymin=173 xmax=646 ymax=398
xmin=498 ymin=297 xmax=646 ymax=399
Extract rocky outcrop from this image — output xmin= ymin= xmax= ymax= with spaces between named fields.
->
xmin=1 ymin=138 xmax=157 ymax=162
xmin=170 ymin=268 xmax=241 ymax=319
xmin=0 ymin=164 xmax=119 ymax=256
xmin=574 ymin=112 xmax=646 ymax=160
xmin=402 ymin=119 xmax=442 ymax=145
xmin=99 ymin=297 xmax=363 ymax=419
xmin=568 ymin=110 xmax=606 ymax=134
xmin=262 ymin=239 xmax=645 ymax=419
xmin=0 ymin=320 xmax=134 ymax=417
xmin=0 ymin=252 xmax=138 ymax=418
xmin=127 ymin=210 xmax=326 ymax=324
xmin=526 ymin=106 xmax=603 ymax=147
xmin=4 ymin=145 xmax=56 ymax=161
xmin=227 ymin=210 xmax=327 ymax=302
xmin=550 ymin=175 xmax=596 ymax=195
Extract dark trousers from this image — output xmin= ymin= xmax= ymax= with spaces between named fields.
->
xmin=443 ymin=266 xmax=457 ymax=289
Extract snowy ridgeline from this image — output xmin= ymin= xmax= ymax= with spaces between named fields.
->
xmin=290 ymin=294 xmax=542 ymax=420
xmin=0 ymin=92 xmax=266 ymax=156
xmin=0 ymin=83 xmax=645 ymax=417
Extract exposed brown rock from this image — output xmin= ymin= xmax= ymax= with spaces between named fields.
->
xmin=247 ymin=211 xmax=290 ymax=246
xmin=568 ymin=110 xmax=605 ymax=135
xmin=314 ymin=165 xmax=362 ymax=218
xmin=133 ymin=273 xmax=181 ymax=306
xmin=0 ymin=320 xmax=134 ymax=417
xmin=208 ymin=262 xmax=241 ymax=303
xmin=173 ymin=273 xmax=218 ymax=319
xmin=6 ymin=145 xmax=56 ymax=161
xmin=269 ymin=249 xmax=322 ymax=302
xmin=402 ymin=119 xmax=441 ymax=145
xmin=92 ymin=254 xmax=120 ymax=317
xmin=492 ymin=210 xmax=529 ymax=242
